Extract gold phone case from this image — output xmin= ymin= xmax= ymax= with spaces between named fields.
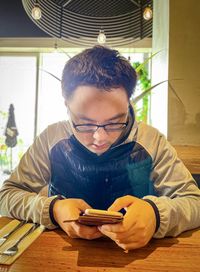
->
xmin=78 ymin=209 xmax=123 ymax=226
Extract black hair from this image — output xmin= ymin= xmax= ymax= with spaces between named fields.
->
xmin=61 ymin=45 xmax=137 ymax=100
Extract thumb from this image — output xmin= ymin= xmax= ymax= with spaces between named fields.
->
xmin=76 ymin=199 xmax=92 ymax=212
xmin=108 ymin=195 xmax=138 ymax=212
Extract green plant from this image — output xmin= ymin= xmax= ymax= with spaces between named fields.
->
xmin=132 ymin=61 xmax=151 ymax=123
xmin=130 ymin=51 xmax=184 ymax=123
xmin=42 ymin=50 xmax=184 ymax=124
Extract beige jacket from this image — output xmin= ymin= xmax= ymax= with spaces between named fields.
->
xmin=0 ymin=120 xmax=200 ymax=238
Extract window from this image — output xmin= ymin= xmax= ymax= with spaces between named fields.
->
xmin=0 ymin=49 xmax=151 ymax=186
xmin=0 ymin=55 xmax=37 ymax=184
xmin=37 ymin=52 xmax=71 ymax=134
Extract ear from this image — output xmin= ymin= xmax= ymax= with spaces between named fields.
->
xmin=64 ymin=101 xmax=72 ymax=123
xmin=65 ymin=101 xmax=70 ymax=117
xmin=64 ymin=100 xmax=68 ymax=108
xmin=64 ymin=100 xmax=70 ymax=117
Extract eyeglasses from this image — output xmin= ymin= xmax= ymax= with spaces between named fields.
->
xmin=72 ymin=121 xmax=128 ymax=133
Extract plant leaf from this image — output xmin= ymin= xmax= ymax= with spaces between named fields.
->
xmin=132 ymin=80 xmax=168 ymax=104
xmin=40 ymin=69 xmax=61 ymax=82
xmin=168 ymin=81 xmax=184 ymax=106
xmin=135 ymin=51 xmax=162 ymax=73
xmin=57 ymin=48 xmax=72 ymax=59
xmin=132 ymin=79 xmax=184 ymax=107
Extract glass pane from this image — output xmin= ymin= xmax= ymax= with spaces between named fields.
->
xmin=37 ymin=52 xmax=73 ymax=134
xmin=0 ymin=56 xmax=36 ymax=184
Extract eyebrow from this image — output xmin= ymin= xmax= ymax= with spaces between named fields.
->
xmin=77 ymin=112 xmax=127 ymax=122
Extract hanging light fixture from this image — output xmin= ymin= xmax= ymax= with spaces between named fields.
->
xmin=143 ymin=6 xmax=153 ymax=20
xmin=22 ymin=0 xmax=153 ymax=47
xmin=97 ymin=29 xmax=106 ymax=44
xmin=31 ymin=0 xmax=42 ymax=20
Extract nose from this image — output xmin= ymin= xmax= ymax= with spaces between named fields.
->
xmin=93 ymin=127 xmax=108 ymax=143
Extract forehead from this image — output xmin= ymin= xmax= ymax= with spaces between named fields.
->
xmin=67 ymin=85 xmax=129 ymax=121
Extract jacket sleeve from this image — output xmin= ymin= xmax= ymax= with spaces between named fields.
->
xmin=142 ymin=129 xmax=200 ymax=238
xmin=0 ymin=127 xmax=59 ymax=229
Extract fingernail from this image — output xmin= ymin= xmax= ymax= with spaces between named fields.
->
xmin=98 ymin=226 xmax=107 ymax=231
xmin=99 ymin=225 xmax=108 ymax=231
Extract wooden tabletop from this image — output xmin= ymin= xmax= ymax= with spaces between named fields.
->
xmin=173 ymin=145 xmax=200 ymax=174
xmin=0 ymin=217 xmax=200 ymax=272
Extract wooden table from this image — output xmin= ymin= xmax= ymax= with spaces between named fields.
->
xmin=0 ymin=217 xmax=200 ymax=272
xmin=173 ymin=145 xmax=200 ymax=175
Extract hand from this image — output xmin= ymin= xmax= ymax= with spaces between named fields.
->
xmin=98 ymin=195 xmax=156 ymax=251
xmin=53 ymin=198 xmax=103 ymax=240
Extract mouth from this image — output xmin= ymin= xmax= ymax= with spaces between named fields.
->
xmin=91 ymin=143 xmax=109 ymax=151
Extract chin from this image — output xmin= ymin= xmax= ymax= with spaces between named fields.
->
xmin=89 ymin=146 xmax=109 ymax=155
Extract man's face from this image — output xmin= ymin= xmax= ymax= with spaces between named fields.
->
xmin=66 ymin=85 xmax=129 ymax=155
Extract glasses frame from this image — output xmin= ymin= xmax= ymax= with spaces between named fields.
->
xmin=72 ymin=121 xmax=128 ymax=133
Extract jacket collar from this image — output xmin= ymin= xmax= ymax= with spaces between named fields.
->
xmin=110 ymin=103 xmax=138 ymax=148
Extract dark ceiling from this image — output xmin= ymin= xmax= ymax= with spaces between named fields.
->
xmin=0 ymin=0 xmax=49 ymax=37
xmin=22 ymin=0 xmax=153 ymax=47
xmin=0 ymin=0 xmax=152 ymax=47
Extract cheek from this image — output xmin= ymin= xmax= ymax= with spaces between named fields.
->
xmin=110 ymin=131 xmax=122 ymax=142
xmin=73 ymin=129 xmax=123 ymax=146
xmin=73 ymin=131 xmax=93 ymax=144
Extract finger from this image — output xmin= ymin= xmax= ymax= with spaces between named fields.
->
xmin=57 ymin=198 xmax=92 ymax=222
xmin=61 ymin=223 xmax=80 ymax=238
xmin=73 ymin=222 xmax=103 ymax=240
xmin=76 ymin=199 xmax=93 ymax=212
xmin=65 ymin=198 xmax=93 ymax=215
xmin=62 ymin=222 xmax=103 ymax=240
xmin=98 ymin=213 xmax=136 ymax=233
xmin=115 ymin=241 xmax=141 ymax=251
xmin=98 ymin=224 xmax=137 ymax=242
xmin=116 ymin=239 xmax=149 ymax=251
xmin=85 ymin=231 xmax=103 ymax=240
xmin=108 ymin=195 xmax=138 ymax=212
xmin=98 ymin=228 xmax=118 ymax=241
xmin=66 ymin=230 xmax=80 ymax=239
xmin=98 ymin=222 xmax=126 ymax=234
xmin=76 ymin=230 xmax=103 ymax=240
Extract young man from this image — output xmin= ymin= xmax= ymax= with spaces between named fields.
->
xmin=0 ymin=46 xmax=200 ymax=251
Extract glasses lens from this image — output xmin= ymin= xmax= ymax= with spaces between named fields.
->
xmin=75 ymin=125 xmax=98 ymax=132
xmin=74 ymin=123 xmax=127 ymax=133
xmin=104 ymin=123 xmax=127 ymax=131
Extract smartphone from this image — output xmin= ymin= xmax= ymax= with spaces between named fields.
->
xmin=63 ymin=208 xmax=123 ymax=226
xmin=77 ymin=208 xmax=123 ymax=226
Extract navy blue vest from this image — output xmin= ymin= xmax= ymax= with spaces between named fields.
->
xmin=49 ymin=135 xmax=156 ymax=210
